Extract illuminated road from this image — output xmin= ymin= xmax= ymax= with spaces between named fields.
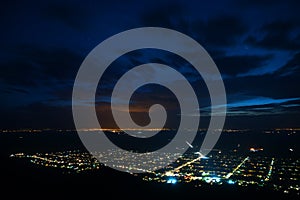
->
xmin=164 ymin=153 xmax=206 ymax=176
xmin=32 ymin=155 xmax=59 ymax=163
xmin=225 ymin=156 xmax=249 ymax=179
xmin=264 ymin=158 xmax=275 ymax=182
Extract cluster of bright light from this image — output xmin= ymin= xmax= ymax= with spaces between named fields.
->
xmin=264 ymin=158 xmax=275 ymax=181
xmin=10 ymin=149 xmax=299 ymax=195
xmin=249 ymin=147 xmax=264 ymax=152
xmin=166 ymin=178 xmax=177 ymax=184
xmin=10 ymin=149 xmax=181 ymax=173
xmin=142 ymin=153 xmax=299 ymax=195
xmin=11 ymin=150 xmax=100 ymax=172
xmin=203 ymin=176 xmax=221 ymax=183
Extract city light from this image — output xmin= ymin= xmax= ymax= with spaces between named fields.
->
xmin=167 ymin=178 xmax=177 ymax=184
xmin=10 ymin=149 xmax=300 ymax=195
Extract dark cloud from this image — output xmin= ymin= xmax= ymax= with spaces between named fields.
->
xmin=224 ymin=113 xmax=300 ymax=129
xmin=0 ymin=45 xmax=83 ymax=87
xmin=245 ymin=21 xmax=300 ymax=50
xmin=214 ymin=54 xmax=273 ymax=76
xmin=0 ymin=45 xmax=83 ymax=115
xmin=0 ymin=102 xmax=73 ymax=129
xmin=0 ymin=60 xmax=39 ymax=87
xmin=224 ymin=73 xmax=300 ymax=102
xmin=193 ymin=15 xmax=247 ymax=47
xmin=97 ymin=48 xmax=203 ymax=91
xmin=221 ymin=98 xmax=300 ymax=129
xmin=235 ymin=0 xmax=300 ymax=7
xmin=41 ymin=1 xmax=90 ymax=31
xmin=2 ymin=87 xmax=29 ymax=95
xmin=220 ymin=53 xmax=300 ymax=106
xmin=275 ymin=52 xmax=300 ymax=77
xmin=140 ymin=3 xmax=186 ymax=29
xmin=140 ymin=5 xmax=247 ymax=47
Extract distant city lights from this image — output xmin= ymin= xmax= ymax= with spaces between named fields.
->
xmin=10 ymin=148 xmax=300 ymax=196
xmin=249 ymin=147 xmax=264 ymax=152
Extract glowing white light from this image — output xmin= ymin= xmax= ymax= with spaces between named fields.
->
xmin=167 ymin=178 xmax=177 ymax=184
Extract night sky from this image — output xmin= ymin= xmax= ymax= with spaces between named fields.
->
xmin=1 ymin=0 xmax=300 ymax=129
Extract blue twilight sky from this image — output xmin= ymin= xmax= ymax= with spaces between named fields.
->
xmin=0 ymin=0 xmax=300 ymax=129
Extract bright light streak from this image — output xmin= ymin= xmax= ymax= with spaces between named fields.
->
xmin=164 ymin=152 xmax=208 ymax=176
xmin=225 ymin=156 xmax=249 ymax=179
xmin=186 ymin=141 xmax=194 ymax=148
xmin=264 ymin=158 xmax=275 ymax=182
xmin=194 ymin=152 xmax=208 ymax=159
